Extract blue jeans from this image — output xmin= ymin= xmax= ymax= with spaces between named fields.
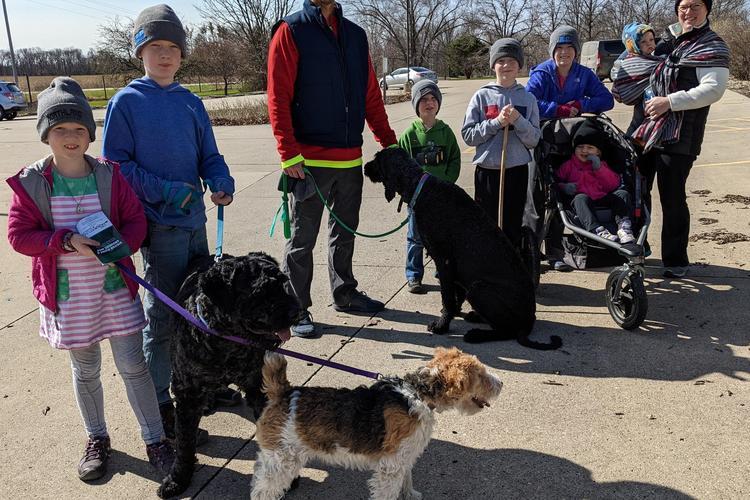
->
xmin=141 ymin=223 xmax=208 ymax=405
xmin=405 ymin=207 xmax=424 ymax=281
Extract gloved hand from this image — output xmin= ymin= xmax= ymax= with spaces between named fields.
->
xmin=163 ymin=181 xmax=198 ymax=214
xmin=588 ymin=155 xmax=601 ymax=171
xmin=562 ymin=182 xmax=577 ymax=196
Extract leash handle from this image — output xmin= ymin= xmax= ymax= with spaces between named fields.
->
xmin=215 ymin=205 xmax=224 ymax=260
xmin=114 ymin=262 xmax=381 ymax=380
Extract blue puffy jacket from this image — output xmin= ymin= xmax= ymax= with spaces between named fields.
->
xmin=526 ymin=59 xmax=614 ymax=120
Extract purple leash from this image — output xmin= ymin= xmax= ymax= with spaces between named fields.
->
xmin=115 ymin=262 xmax=381 ymax=380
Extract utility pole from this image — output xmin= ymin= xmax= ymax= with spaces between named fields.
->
xmin=2 ymin=0 xmax=19 ymax=84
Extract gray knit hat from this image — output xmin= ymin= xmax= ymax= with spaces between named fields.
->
xmin=411 ymin=80 xmax=442 ymax=117
xmin=133 ymin=4 xmax=187 ymax=57
xmin=549 ymin=25 xmax=580 ymax=58
xmin=489 ymin=38 xmax=524 ymax=69
xmin=36 ymin=77 xmax=95 ymax=143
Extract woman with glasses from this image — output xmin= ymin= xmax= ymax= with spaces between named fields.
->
xmin=634 ymin=0 xmax=730 ymax=278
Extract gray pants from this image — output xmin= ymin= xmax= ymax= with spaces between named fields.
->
xmin=283 ymin=166 xmax=362 ymax=310
xmin=69 ymin=332 xmax=164 ymax=445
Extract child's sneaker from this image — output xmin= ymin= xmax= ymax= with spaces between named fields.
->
xmin=595 ymin=226 xmax=618 ymax=242
xmin=78 ymin=435 xmax=111 ymax=481
xmin=616 ymin=217 xmax=635 ymax=244
xmin=147 ymin=441 xmax=175 ymax=477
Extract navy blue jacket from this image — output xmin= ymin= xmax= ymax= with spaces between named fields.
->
xmin=281 ymin=1 xmax=369 ymax=148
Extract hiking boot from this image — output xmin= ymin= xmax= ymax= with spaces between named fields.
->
xmin=333 ymin=290 xmax=385 ymax=313
xmin=407 ymin=279 xmax=426 ymax=294
xmin=663 ymin=266 xmax=688 ymax=278
xmin=147 ymin=441 xmax=175 ymax=477
xmin=78 ymin=435 xmax=111 ymax=482
xmin=160 ymin=402 xmax=209 ymax=446
xmin=595 ymin=226 xmax=619 ymax=242
xmin=291 ymin=310 xmax=316 ymax=338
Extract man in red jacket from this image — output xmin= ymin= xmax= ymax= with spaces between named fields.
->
xmin=268 ymin=0 xmax=397 ymax=337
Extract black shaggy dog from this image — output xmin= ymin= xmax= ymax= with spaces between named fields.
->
xmin=364 ymin=148 xmax=561 ymax=350
xmin=158 ymin=252 xmax=303 ymax=499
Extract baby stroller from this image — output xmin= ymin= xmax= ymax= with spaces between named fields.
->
xmin=524 ymin=114 xmax=651 ymax=330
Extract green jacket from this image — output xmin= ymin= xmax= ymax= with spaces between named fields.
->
xmin=398 ymin=119 xmax=461 ymax=183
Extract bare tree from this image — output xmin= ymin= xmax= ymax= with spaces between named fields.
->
xmin=352 ymin=0 xmax=464 ymax=67
xmin=197 ymin=0 xmax=296 ymax=89
xmin=475 ymin=0 xmax=535 ymax=44
xmin=565 ymin=0 xmax=607 ymax=40
xmin=191 ymin=23 xmax=242 ymax=95
xmin=94 ymin=16 xmax=141 ymax=76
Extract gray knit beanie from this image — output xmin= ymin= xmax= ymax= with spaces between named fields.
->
xmin=549 ymin=25 xmax=580 ymax=58
xmin=36 ymin=77 xmax=95 ymax=143
xmin=133 ymin=4 xmax=187 ymax=57
xmin=489 ymin=38 xmax=524 ymax=69
xmin=411 ymin=80 xmax=442 ymax=117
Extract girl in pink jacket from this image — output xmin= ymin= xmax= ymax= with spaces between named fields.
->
xmin=6 ymin=78 xmax=173 ymax=482
xmin=556 ymin=120 xmax=635 ymax=243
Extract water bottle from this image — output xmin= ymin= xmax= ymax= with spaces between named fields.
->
xmin=644 ymin=86 xmax=655 ymax=102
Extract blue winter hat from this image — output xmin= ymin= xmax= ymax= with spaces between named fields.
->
xmin=622 ymin=22 xmax=655 ymax=55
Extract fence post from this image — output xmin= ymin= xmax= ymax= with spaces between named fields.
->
xmin=25 ymin=74 xmax=32 ymax=104
xmin=102 ymin=75 xmax=107 ymax=100
xmin=198 ymin=80 xmax=202 ymax=92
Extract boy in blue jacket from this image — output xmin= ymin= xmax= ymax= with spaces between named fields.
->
xmin=102 ymin=4 xmax=235 ymax=441
xmin=526 ymin=26 xmax=614 ymax=120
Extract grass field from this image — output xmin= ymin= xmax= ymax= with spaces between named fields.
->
xmin=1 ymin=74 xmax=244 ymax=108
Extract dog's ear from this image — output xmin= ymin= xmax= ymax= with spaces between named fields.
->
xmin=384 ymin=185 xmax=397 ymax=202
xmin=197 ymin=262 xmax=234 ymax=313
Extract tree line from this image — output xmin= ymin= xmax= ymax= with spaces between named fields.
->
xmin=1 ymin=0 xmax=749 ymax=90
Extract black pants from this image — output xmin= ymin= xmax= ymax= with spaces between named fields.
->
xmin=283 ymin=166 xmax=362 ymax=309
xmin=474 ymin=164 xmax=529 ymax=248
xmin=639 ymin=151 xmax=695 ymax=267
xmin=571 ymin=190 xmax=632 ymax=232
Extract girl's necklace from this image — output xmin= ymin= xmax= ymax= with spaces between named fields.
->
xmin=57 ymin=169 xmax=93 ymax=214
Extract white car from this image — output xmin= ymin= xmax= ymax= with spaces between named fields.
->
xmin=0 ymin=81 xmax=27 ymax=120
xmin=379 ymin=67 xmax=437 ymax=90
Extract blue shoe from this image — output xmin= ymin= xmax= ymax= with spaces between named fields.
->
xmin=291 ymin=311 xmax=316 ymax=338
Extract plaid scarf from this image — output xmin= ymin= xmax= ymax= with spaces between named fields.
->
xmin=632 ymin=24 xmax=730 ymax=153
xmin=612 ymin=54 xmax=662 ymax=106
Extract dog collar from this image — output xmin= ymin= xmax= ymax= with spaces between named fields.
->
xmin=409 ymin=173 xmax=431 ymax=209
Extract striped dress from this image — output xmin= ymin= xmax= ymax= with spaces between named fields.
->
xmin=39 ymin=170 xmax=147 ymax=350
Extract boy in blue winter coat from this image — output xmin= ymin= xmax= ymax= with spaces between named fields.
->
xmin=102 ymin=4 xmax=235 ymax=441
xmin=526 ymin=26 xmax=614 ymax=120
xmin=462 ymin=38 xmax=540 ymax=249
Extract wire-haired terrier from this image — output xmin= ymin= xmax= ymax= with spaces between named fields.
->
xmin=250 ymin=347 xmax=503 ymax=500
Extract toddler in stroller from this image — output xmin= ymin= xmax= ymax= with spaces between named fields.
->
xmin=556 ymin=119 xmax=635 ymax=244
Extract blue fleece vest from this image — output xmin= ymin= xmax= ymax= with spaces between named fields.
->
xmin=281 ymin=1 xmax=369 ymax=148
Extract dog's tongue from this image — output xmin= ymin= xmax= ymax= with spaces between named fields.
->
xmin=275 ymin=328 xmax=291 ymax=342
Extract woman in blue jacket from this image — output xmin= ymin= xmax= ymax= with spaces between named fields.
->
xmin=526 ymin=26 xmax=614 ymax=120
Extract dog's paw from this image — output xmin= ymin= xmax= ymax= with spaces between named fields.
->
xmin=400 ymin=490 xmax=423 ymax=500
xmin=427 ymin=319 xmax=449 ymax=334
xmin=463 ymin=310 xmax=485 ymax=323
xmin=158 ymin=475 xmax=189 ymax=499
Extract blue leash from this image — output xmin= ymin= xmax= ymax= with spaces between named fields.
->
xmin=215 ymin=205 xmax=224 ymax=260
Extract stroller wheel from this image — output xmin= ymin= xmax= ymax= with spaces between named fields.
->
xmin=520 ymin=226 xmax=541 ymax=289
xmin=606 ymin=267 xmax=648 ymax=330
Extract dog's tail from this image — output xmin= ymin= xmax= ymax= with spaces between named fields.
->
xmin=262 ymin=352 xmax=291 ymax=401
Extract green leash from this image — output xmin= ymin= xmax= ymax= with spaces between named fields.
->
xmin=270 ymin=168 xmax=409 ymax=239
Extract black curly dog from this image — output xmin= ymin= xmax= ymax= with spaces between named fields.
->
xmin=364 ymin=148 xmax=561 ymax=350
xmin=158 ymin=252 xmax=303 ymax=498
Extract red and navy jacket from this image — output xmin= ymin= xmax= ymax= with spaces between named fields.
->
xmin=267 ymin=0 xmax=396 ymax=168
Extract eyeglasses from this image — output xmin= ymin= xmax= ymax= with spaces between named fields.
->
xmin=677 ymin=2 xmax=705 ymax=13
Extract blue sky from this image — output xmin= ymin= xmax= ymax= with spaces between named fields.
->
xmin=1 ymin=0 xmax=204 ymax=51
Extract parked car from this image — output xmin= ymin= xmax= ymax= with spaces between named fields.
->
xmin=379 ymin=67 xmax=437 ymax=90
xmin=580 ymin=40 xmax=625 ymax=81
xmin=0 ymin=81 xmax=27 ymax=120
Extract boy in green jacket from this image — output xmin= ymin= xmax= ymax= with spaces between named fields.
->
xmin=398 ymin=80 xmax=461 ymax=293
